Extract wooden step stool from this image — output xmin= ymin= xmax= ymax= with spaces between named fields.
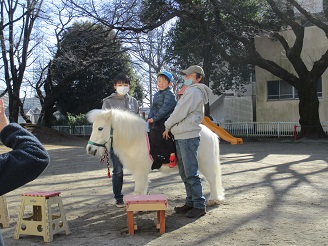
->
xmin=14 ymin=191 xmax=70 ymax=242
xmin=125 ymin=194 xmax=168 ymax=235
xmin=0 ymin=196 xmax=10 ymax=228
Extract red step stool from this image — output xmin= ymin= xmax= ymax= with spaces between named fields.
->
xmin=125 ymin=194 xmax=168 ymax=235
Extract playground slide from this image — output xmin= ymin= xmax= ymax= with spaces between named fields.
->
xmin=202 ymin=116 xmax=243 ymax=145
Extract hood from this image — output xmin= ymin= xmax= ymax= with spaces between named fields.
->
xmin=103 ymin=92 xmax=127 ymax=101
xmin=189 ymin=83 xmax=213 ymax=104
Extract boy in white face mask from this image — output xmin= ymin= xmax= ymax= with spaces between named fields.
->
xmin=102 ymin=73 xmax=139 ymax=208
xmin=102 ymin=73 xmax=139 ymax=114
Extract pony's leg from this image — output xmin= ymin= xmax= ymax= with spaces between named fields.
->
xmin=198 ymin=131 xmax=225 ymax=206
xmin=204 ymin=164 xmax=225 ymax=206
xmin=199 ymin=156 xmax=225 ymax=206
xmin=133 ymin=171 xmax=150 ymax=195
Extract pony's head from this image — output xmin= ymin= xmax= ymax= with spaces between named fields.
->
xmin=86 ymin=109 xmax=112 ymax=157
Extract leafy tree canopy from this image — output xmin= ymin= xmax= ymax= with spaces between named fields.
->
xmin=52 ymin=21 xmax=142 ymax=115
xmin=165 ymin=15 xmax=252 ymax=95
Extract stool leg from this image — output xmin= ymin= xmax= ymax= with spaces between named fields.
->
xmin=158 ymin=210 xmax=165 ymax=234
xmin=0 ymin=196 xmax=10 ymax=228
xmin=127 ymin=211 xmax=135 ymax=235
xmin=43 ymin=199 xmax=52 ymax=242
xmin=57 ymin=197 xmax=70 ymax=235
xmin=14 ymin=197 xmax=25 ymax=240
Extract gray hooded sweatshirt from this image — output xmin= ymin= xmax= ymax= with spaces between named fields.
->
xmin=102 ymin=93 xmax=139 ymax=114
xmin=164 ymin=83 xmax=213 ymax=140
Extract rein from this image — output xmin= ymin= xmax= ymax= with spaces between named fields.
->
xmin=100 ymin=148 xmax=111 ymax=178
xmin=88 ymin=127 xmax=114 ymax=178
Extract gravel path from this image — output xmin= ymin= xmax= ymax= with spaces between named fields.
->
xmin=2 ymin=138 xmax=328 ymax=246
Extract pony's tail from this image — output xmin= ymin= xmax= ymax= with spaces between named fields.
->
xmin=214 ymin=136 xmax=225 ymax=201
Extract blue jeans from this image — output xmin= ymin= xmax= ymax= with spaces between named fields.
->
xmin=110 ymin=147 xmax=123 ymax=201
xmin=175 ymin=137 xmax=205 ymax=209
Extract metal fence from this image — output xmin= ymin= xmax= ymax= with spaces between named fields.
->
xmin=53 ymin=122 xmax=328 ymax=138
xmin=52 ymin=125 xmax=93 ymax=136
xmin=224 ymin=122 xmax=328 ymax=138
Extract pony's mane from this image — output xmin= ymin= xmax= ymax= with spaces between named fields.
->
xmin=87 ymin=109 xmax=147 ymax=143
xmin=110 ymin=109 xmax=146 ymax=142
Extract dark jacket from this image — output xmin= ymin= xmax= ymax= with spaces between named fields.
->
xmin=0 ymin=123 xmax=50 ymax=196
xmin=0 ymin=123 xmax=49 ymax=245
xmin=148 ymin=87 xmax=176 ymax=122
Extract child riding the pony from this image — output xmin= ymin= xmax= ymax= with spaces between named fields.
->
xmin=147 ymin=71 xmax=177 ymax=169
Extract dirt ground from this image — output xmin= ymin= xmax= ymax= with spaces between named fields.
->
xmin=1 ymin=131 xmax=328 ymax=246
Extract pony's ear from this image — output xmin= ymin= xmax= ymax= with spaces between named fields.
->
xmin=103 ymin=109 xmax=112 ymax=122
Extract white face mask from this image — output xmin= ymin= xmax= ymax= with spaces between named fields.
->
xmin=184 ymin=78 xmax=193 ymax=86
xmin=116 ymin=86 xmax=129 ymax=95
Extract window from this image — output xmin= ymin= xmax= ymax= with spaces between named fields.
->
xmin=267 ymin=78 xmax=322 ymax=100
xmin=317 ymin=77 xmax=322 ymax=97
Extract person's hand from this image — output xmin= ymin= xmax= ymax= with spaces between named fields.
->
xmin=147 ymin=118 xmax=154 ymax=124
xmin=0 ymin=98 xmax=9 ymax=132
xmin=162 ymin=130 xmax=171 ymax=140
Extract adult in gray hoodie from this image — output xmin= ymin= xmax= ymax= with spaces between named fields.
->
xmin=163 ymin=65 xmax=212 ymax=218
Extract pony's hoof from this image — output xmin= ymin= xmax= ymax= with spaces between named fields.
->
xmin=207 ymin=199 xmax=224 ymax=206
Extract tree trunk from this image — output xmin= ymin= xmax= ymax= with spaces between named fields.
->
xmin=19 ymin=101 xmax=32 ymax=123
xmin=297 ymin=81 xmax=326 ymax=139
xmin=42 ymin=97 xmax=56 ymax=127
xmin=8 ymin=90 xmax=20 ymax=123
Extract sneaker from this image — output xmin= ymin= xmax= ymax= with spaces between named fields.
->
xmin=186 ymin=208 xmax=206 ymax=218
xmin=174 ymin=204 xmax=193 ymax=213
xmin=115 ymin=200 xmax=125 ymax=208
xmin=169 ymin=154 xmax=177 ymax=168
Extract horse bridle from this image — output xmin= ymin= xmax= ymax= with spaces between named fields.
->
xmin=87 ymin=141 xmax=107 ymax=148
xmin=88 ymin=126 xmax=114 ymax=178
xmin=87 ymin=126 xmax=114 ymax=148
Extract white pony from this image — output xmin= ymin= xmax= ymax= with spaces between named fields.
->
xmin=86 ymin=109 xmax=224 ymax=206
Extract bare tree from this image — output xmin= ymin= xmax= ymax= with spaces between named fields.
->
xmin=34 ymin=0 xmax=76 ymax=125
xmin=0 ymin=0 xmax=45 ymax=122
xmin=129 ymin=24 xmax=175 ymax=107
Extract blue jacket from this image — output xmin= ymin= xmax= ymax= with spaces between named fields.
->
xmin=148 ymin=87 xmax=177 ymax=122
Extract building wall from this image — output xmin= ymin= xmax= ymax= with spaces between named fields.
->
xmin=209 ymin=94 xmax=253 ymax=125
xmin=255 ymin=26 xmax=328 ymax=122
xmin=223 ymin=96 xmax=253 ymax=123
xmin=209 ymin=94 xmax=225 ymax=123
